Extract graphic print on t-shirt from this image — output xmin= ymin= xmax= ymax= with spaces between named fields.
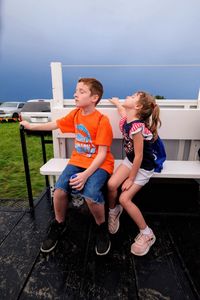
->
xmin=75 ymin=123 xmax=96 ymax=157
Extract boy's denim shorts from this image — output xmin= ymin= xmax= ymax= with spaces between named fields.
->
xmin=55 ymin=164 xmax=109 ymax=205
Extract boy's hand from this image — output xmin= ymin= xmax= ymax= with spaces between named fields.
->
xmin=69 ymin=172 xmax=88 ymax=191
xmin=108 ymin=97 xmax=120 ymax=106
xmin=20 ymin=120 xmax=32 ymax=130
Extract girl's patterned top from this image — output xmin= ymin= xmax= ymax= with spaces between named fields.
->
xmin=120 ymin=117 xmax=155 ymax=171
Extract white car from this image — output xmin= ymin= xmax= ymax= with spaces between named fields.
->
xmin=20 ymin=99 xmax=51 ymax=123
xmin=0 ymin=102 xmax=25 ymax=119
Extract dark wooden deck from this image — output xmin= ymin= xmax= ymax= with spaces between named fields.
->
xmin=1 ymin=179 xmax=200 ymax=300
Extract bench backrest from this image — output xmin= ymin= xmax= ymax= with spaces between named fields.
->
xmin=51 ymin=100 xmax=200 ymax=161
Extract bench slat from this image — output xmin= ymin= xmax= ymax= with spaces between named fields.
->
xmin=40 ymin=158 xmax=200 ymax=179
xmin=52 ymin=107 xmax=200 ymax=140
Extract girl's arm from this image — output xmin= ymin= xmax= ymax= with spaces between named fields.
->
xmin=20 ymin=120 xmax=58 ymax=131
xmin=122 ymin=133 xmax=143 ymax=191
xmin=108 ymin=97 xmax=126 ymax=118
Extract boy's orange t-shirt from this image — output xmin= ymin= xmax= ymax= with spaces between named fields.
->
xmin=56 ymin=108 xmax=114 ymax=174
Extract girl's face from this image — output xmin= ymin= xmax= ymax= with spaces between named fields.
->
xmin=123 ymin=92 xmax=142 ymax=109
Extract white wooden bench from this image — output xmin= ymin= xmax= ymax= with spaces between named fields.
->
xmin=40 ymin=100 xmax=200 ymax=197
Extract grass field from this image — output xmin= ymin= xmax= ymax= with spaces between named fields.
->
xmin=0 ymin=122 xmax=53 ymax=200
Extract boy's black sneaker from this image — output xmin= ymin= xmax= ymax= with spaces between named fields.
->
xmin=95 ymin=222 xmax=111 ymax=256
xmin=40 ymin=219 xmax=66 ymax=253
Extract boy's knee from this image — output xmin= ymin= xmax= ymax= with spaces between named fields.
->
xmin=54 ymin=188 xmax=68 ymax=199
xmin=83 ymin=190 xmax=105 ymax=205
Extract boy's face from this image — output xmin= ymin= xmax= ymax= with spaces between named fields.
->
xmin=74 ymin=82 xmax=98 ymax=108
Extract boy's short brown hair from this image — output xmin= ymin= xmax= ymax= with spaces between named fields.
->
xmin=78 ymin=78 xmax=103 ymax=104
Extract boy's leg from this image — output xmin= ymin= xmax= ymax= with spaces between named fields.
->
xmin=107 ymin=163 xmax=129 ymax=234
xmin=53 ymin=189 xmax=68 ymax=223
xmin=86 ymin=201 xmax=111 ymax=256
xmin=82 ymin=169 xmax=111 ymax=255
xmin=41 ymin=164 xmax=82 ymax=253
xmin=85 ymin=200 xmax=105 ymax=224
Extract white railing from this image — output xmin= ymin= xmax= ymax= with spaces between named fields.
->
xmin=61 ymin=99 xmax=199 ymax=109
xmin=50 ymin=62 xmax=200 ymax=109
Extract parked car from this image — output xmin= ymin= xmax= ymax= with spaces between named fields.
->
xmin=20 ymin=99 xmax=51 ymax=123
xmin=0 ymin=102 xmax=25 ymax=119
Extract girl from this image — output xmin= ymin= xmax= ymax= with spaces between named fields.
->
xmin=107 ymin=92 xmax=161 ymax=256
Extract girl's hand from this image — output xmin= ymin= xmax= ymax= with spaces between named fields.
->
xmin=69 ymin=172 xmax=88 ymax=191
xmin=108 ymin=97 xmax=120 ymax=106
xmin=108 ymin=97 xmax=126 ymax=118
xmin=121 ymin=178 xmax=133 ymax=191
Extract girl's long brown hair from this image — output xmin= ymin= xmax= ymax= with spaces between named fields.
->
xmin=137 ymin=91 xmax=161 ymax=140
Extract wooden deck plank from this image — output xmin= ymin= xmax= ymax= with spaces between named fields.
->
xmin=0 ymin=189 xmax=200 ymax=299
xmin=166 ymin=216 xmax=200 ymax=298
xmin=79 ymin=221 xmax=138 ymax=299
xmin=125 ymin=216 xmax=198 ymax=300
xmin=0 ymin=196 xmax=53 ymax=300
xmin=0 ymin=211 xmax=25 ymax=244
xmin=19 ymin=209 xmax=94 ymax=299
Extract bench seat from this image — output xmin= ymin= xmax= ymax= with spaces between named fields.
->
xmin=40 ymin=158 xmax=200 ymax=179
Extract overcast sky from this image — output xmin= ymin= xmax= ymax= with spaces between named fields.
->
xmin=1 ymin=0 xmax=200 ymax=100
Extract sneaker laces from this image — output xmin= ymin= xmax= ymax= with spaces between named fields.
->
xmin=108 ymin=208 xmax=121 ymax=230
xmin=108 ymin=213 xmax=117 ymax=230
xmin=134 ymin=232 xmax=153 ymax=245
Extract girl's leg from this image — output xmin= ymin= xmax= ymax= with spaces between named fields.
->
xmin=107 ymin=164 xmax=130 ymax=208
xmin=119 ymin=184 xmax=156 ymax=256
xmin=119 ymin=184 xmax=146 ymax=229
xmin=107 ymin=164 xmax=130 ymax=234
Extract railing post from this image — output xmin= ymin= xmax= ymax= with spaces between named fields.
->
xmin=197 ymin=88 xmax=200 ymax=108
xmin=40 ymin=133 xmax=49 ymax=188
xmin=19 ymin=125 xmax=34 ymax=211
xmin=50 ymin=62 xmax=64 ymax=108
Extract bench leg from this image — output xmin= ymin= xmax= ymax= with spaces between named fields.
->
xmin=49 ymin=175 xmax=55 ymax=205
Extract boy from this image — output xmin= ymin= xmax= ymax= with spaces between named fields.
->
xmin=20 ymin=78 xmax=114 ymax=256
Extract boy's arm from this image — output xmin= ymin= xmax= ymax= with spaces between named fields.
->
xmin=69 ymin=145 xmax=108 ymax=191
xmin=20 ymin=120 xmax=58 ymax=131
xmin=108 ymin=97 xmax=126 ymax=118
xmin=83 ymin=145 xmax=107 ymax=177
